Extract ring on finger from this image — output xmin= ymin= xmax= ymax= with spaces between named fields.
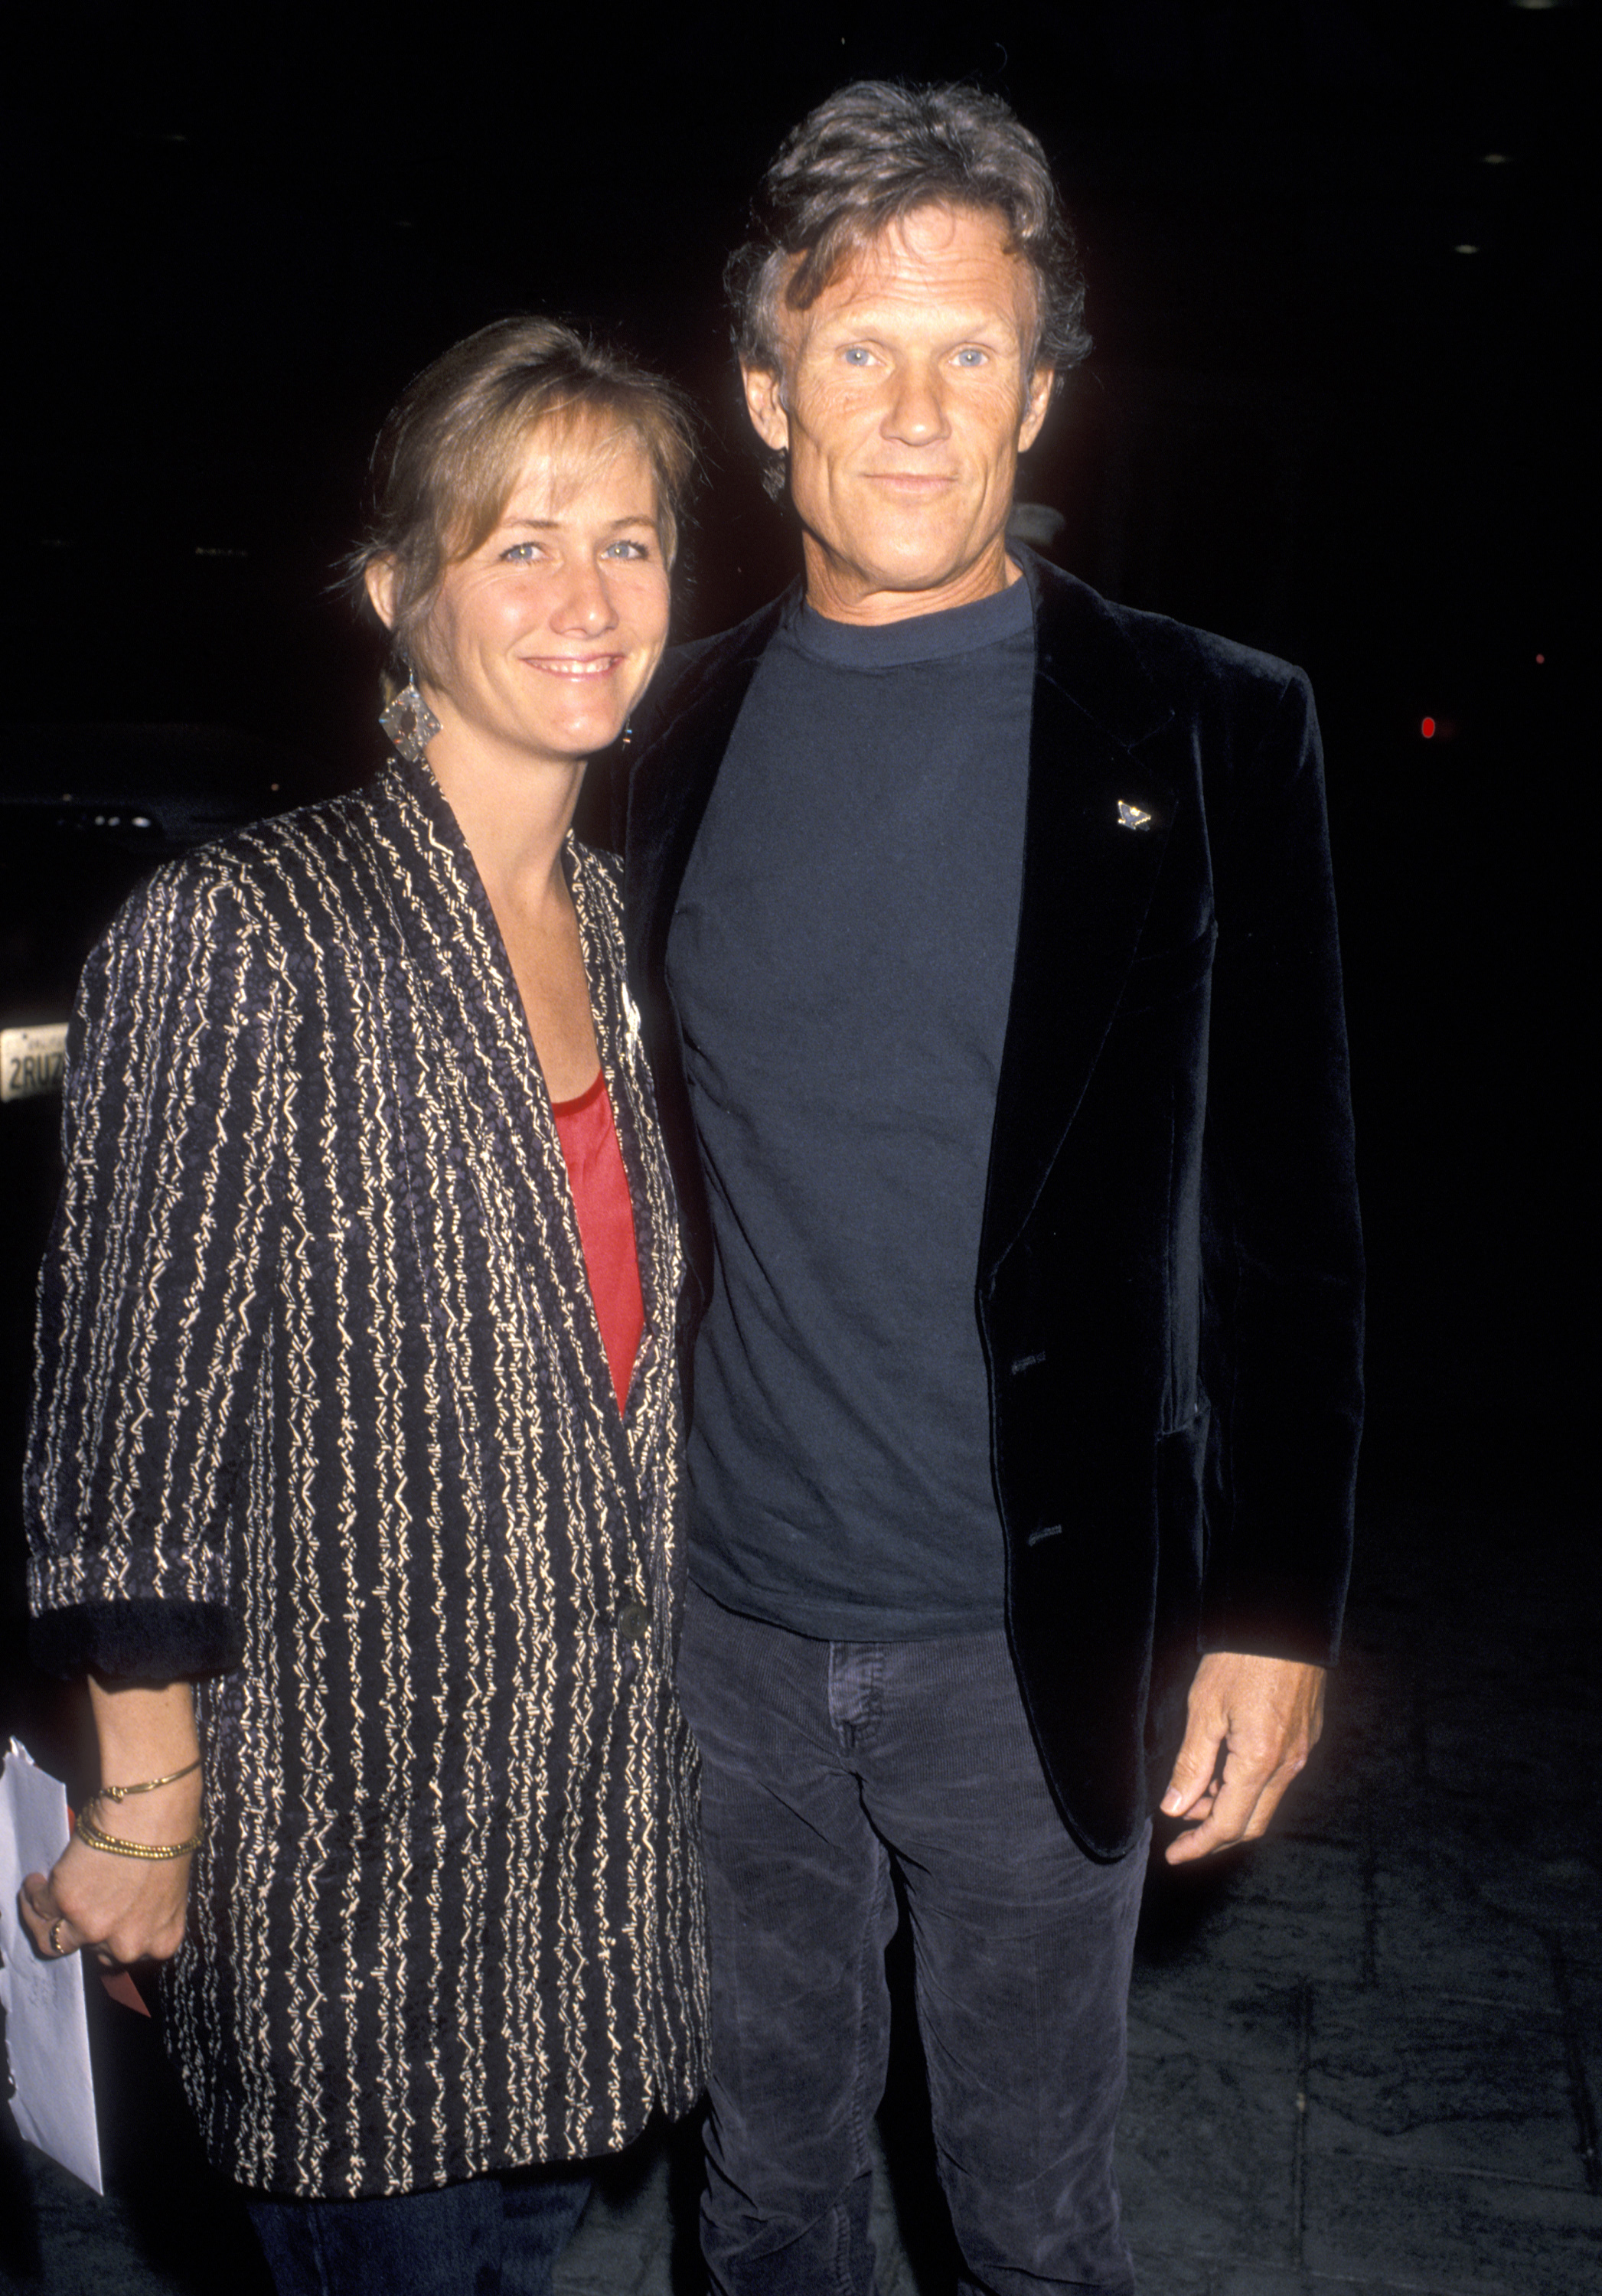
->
xmin=48 ymin=1916 xmax=70 ymax=1957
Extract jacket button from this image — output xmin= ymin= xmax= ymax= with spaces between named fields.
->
xmin=617 ymin=1598 xmax=651 ymax=1648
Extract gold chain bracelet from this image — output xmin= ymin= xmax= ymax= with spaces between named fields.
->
xmin=93 ymin=1756 xmax=202 ymax=1803
xmin=76 ymin=1802 xmax=204 ymax=1861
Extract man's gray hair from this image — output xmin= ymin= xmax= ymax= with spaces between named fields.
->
xmin=726 ymin=80 xmax=1092 ymax=387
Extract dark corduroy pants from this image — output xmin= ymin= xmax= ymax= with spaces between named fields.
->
xmin=678 ymin=1582 xmax=1147 ymax=2296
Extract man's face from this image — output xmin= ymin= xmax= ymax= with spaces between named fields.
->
xmin=743 ymin=204 xmax=1055 ymax=625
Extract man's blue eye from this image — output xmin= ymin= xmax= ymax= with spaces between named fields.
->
xmin=842 ymin=347 xmax=873 ymax=366
xmin=954 ymin=349 xmax=987 ymax=367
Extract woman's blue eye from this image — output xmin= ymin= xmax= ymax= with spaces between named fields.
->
xmin=954 ymin=348 xmax=987 ymax=367
xmin=841 ymin=346 xmax=873 ymax=367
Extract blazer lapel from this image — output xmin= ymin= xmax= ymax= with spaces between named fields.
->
xmin=980 ymin=561 xmax=1177 ymax=1277
xmin=374 ymin=759 xmax=659 ymax=1551
xmin=624 ymin=596 xmax=789 ymax=995
xmin=624 ymin=597 xmax=788 ymax=1307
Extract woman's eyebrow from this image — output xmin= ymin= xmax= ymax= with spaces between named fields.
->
xmin=498 ymin=513 xmax=659 ymax=533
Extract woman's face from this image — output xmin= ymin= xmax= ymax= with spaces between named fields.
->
xmin=416 ymin=416 xmax=670 ymax=769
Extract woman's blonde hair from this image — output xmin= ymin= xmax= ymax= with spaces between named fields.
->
xmin=347 ymin=315 xmax=697 ymax=692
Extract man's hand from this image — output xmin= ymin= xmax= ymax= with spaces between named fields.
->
xmin=1160 ymin=1651 xmax=1326 ymax=1865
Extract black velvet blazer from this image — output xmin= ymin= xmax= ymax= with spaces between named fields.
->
xmin=624 ymin=551 xmax=1363 ymax=1861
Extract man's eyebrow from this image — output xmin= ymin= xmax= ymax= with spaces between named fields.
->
xmin=811 ymin=308 xmax=1017 ymax=337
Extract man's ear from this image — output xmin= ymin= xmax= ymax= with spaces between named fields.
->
xmin=1017 ymin=366 xmax=1056 ymax=453
xmin=364 ymin=556 xmax=399 ymax=630
xmin=742 ymin=365 xmax=791 ymax=453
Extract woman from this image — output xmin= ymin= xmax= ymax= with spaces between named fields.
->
xmin=20 ymin=318 xmax=706 ymax=2293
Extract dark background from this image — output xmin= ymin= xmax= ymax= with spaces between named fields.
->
xmin=1 ymin=0 xmax=1587 ymax=1746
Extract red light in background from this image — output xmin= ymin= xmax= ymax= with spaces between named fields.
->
xmin=1421 ymin=716 xmax=1437 ymax=739
xmin=1536 ymin=653 xmax=1545 ymax=664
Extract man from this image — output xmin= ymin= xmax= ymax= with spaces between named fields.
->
xmin=625 ymin=82 xmax=1362 ymax=2296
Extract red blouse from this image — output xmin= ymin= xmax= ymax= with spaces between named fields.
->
xmin=550 ymin=1068 xmax=644 ymax=1410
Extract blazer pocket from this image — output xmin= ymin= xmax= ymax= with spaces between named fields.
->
xmin=1157 ymin=1398 xmax=1212 ymax=1581
xmin=1117 ymin=923 xmax=1217 ymax=1019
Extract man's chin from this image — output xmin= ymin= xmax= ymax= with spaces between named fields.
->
xmin=831 ymin=550 xmax=1007 ymax=612
xmin=852 ymin=508 xmax=1012 ymax=584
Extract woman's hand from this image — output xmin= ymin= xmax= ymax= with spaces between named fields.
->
xmin=21 ymin=1826 xmax=194 ymax=1965
xmin=18 ymin=1675 xmax=201 ymax=1966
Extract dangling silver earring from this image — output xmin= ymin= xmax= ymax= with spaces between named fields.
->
xmin=380 ymin=670 xmax=442 ymax=765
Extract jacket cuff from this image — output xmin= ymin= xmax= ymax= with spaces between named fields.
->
xmin=30 ymin=1599 xmax=243 ymax=1682
xmin=1197 ymin=1608 xmax=1344 ymax=1669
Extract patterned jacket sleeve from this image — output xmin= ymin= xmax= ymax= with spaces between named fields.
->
xmin=26 ymin=853 xmax=283 ymax=1681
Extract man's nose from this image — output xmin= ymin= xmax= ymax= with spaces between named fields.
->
xmin=882 ymin=362 xmax=950 ymax=446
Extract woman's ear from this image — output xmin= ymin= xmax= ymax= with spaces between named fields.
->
xmin=364 ymin=557 xmax=399 ymax=630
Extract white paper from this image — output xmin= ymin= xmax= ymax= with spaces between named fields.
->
xmin=0 ymin=1738 xmax=103 ymax=2193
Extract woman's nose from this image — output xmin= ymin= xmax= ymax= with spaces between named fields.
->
xmin=552 ymin=557 xmax=618 ymax=633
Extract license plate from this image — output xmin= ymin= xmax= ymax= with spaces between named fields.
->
xmin=2 ymin=1024 xmax=68 ymax=1103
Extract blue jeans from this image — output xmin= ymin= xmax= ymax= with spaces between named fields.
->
xmin=677 ymin=1583 xmax=1147 ymax=2296
xmin=246 ymin=2162 xmax=592 ymax=2295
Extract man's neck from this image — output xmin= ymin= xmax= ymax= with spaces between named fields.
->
xmin=801 ymin=538 xmax=1023 ymax=627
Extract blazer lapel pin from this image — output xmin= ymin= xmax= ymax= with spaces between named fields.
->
xmin=1117 ymin=800 xmax=1153 ymax=830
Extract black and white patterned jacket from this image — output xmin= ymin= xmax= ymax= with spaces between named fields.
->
xmin=27 ymin=752 xmax=707 ymax=2197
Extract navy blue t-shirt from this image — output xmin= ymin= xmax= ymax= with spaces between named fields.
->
xmin=667 ymin=576 xmax=1036 ymax=1637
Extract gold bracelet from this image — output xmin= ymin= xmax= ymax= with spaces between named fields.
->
xmin=76 ymin=1803 xmax=204 ymax=1861
xmin=93 ymin=1756 xmax=202 ymax=1803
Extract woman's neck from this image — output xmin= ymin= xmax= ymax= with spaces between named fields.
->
xmin=423 ymin=719 xmax=587 ymax=922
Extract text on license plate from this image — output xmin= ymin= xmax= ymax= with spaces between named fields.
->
xmin=2 ymin=1024 xmax=69 ymax=1104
